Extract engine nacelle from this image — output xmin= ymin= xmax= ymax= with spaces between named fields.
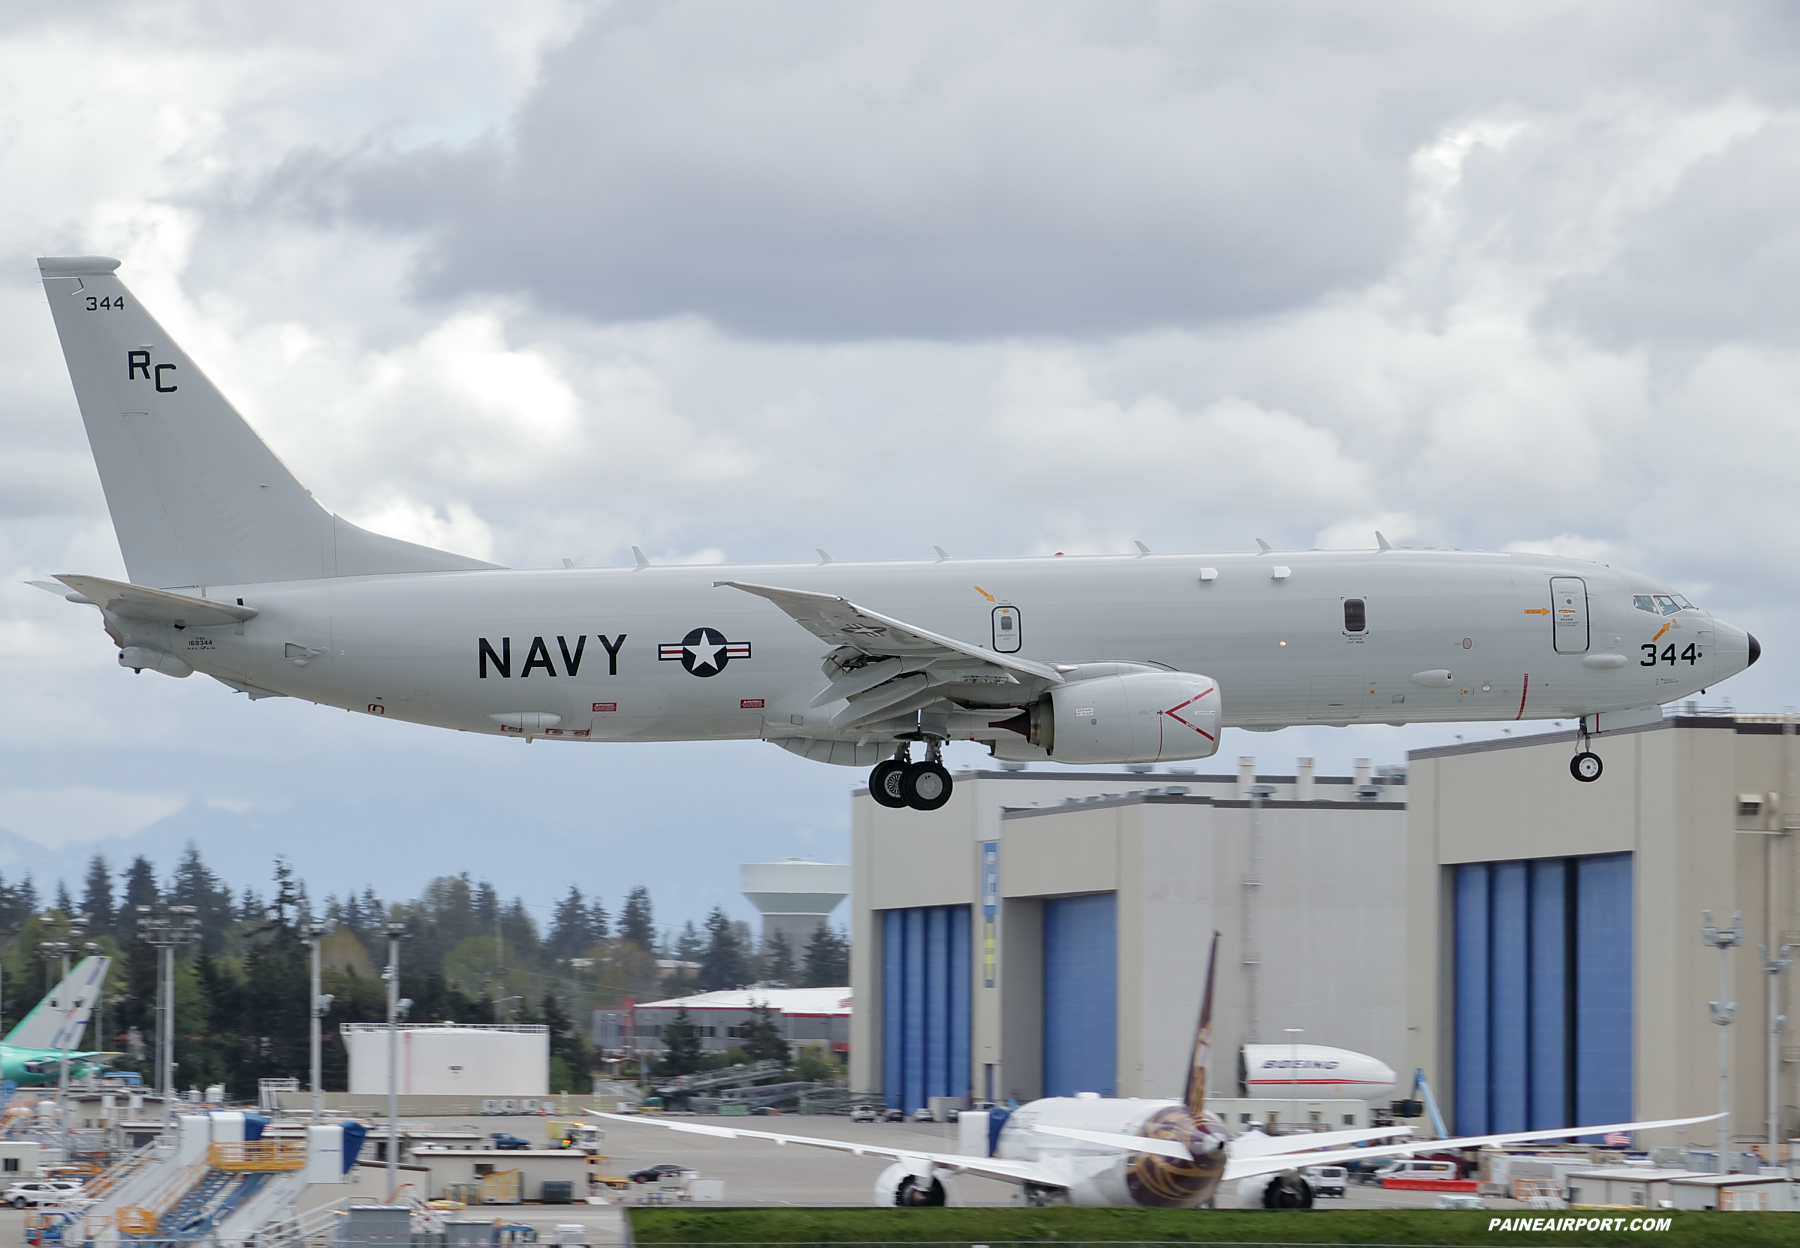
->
xmin=873 ymin=1162 xmax=956 ymax=1206
xmin=1000 ymin=671 xmax=1221 ymax=764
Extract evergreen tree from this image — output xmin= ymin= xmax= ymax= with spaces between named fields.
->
xmin=121 ymin=857 xmax=158 ymax=930
xmin=801 ymin=925 xmax=850 ymax=987
xmin=53 ymin=881 xmax=74 ymax=918
xmin=654 ymin=1006 xmax=703 ymax=1077
xmin=619 ymin=886 xmax=654 ymax=950
xmin=762 ymin=931 xmax=796 ymax=985
xmin=587 ymin=899 xmax=610 ymax=942
xmin=548 ymin=885 xmax=591 ymax=959
xmin=80 ymin=856 xmax=114 ymax=936
xmin=741 ymin=1000 xmax=789 ymax=1064
xmin=168 ymin=843 xmax=234 ymax=950
xmin=672 ymin=922 xmax=703 ymax=964
xmin=699 ymin=907 xmax=750 ymax=991
xmin=541 ymin=992 xmax=591 ymax=1093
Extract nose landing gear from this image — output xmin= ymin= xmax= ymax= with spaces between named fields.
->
xmin=867 ymin=739 xmax=955 ymax=811
xmin=1570 ymin=723 xmax=1603 ymax=782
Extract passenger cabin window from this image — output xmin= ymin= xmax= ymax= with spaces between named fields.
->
xmin=1343 ymin=598 xmax=1367 ymax=633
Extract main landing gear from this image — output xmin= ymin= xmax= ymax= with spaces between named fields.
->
xmin=1570 ymin=723 xmax=1603 ymax=783
xmin=869 ymin=740 xmax=954 ymax=812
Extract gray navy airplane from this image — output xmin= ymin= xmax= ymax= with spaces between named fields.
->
xmin=31 ymin=257 xmax=1759 ymax=809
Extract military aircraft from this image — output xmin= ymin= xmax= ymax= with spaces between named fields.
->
xmin=30 ymin=257 xmax=1759 ymax=809
xmin=2 ymin=955 xmax=113 ymax=1087
xmin=590 ymin=936 xmax=1719 ymax=1207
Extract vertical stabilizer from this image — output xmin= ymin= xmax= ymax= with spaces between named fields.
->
xmin=1183 ymin=932 xmax=1219 ymax=1115
xmin=38 ymin=257 xmax=500 ymax=591
xmin=6 ymin=955 xmax=111 ymax=1051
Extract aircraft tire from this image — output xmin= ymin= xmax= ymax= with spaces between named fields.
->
xmin=1570 ymin=751 xmax=1603 ymax=783
xmin=869 ymin=760 xmax=909 ymax=808
xmin=902 ymin=761 xmax=953 ymax=811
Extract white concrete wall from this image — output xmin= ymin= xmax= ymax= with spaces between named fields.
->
xmin=346 ymin=1027 xmax=548 ymax=1096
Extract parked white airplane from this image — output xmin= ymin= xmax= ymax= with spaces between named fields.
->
xmin=592 ymin=936 xmax=1720 ymax=1207
xmin=31 ymin=257 xmax=1757 ymax=808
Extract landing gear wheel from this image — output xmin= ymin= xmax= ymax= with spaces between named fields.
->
xmin=1570 ymin=751 xmax=1603 ymax=782
xmin=869 ymin=759 xmax=909 ymax=808
xmin=901 ymin=761 xmax=954 ymax=811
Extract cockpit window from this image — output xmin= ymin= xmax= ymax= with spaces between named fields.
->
xmin=1633 ymin=595 xmax=1657 ymax=613
xmin=1654 ymin=595 xmax=1680 ymax=615
xmin=1672 ymin=593 xmax=1694 ymax=610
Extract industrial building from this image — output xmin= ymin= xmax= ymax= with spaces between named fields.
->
xmin=1406 ymin=711 xmax=1800 ymax=1150
xmin=594 ymin=986 xmax=852 ymax=1061
xmin=849 ymin=764 xmax=1408 ymax=1115
xmin=342 ymin=1022 xmax=549 ymax=1096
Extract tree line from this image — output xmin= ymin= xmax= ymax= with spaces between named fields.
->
xmin=0 ymin=846 xmax=849 ymax=1100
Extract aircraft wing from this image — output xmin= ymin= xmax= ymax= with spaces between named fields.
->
xmin=715 ymin=581 xmax=1061 ymax=728
xmin=1226 ymin=1124 xmax=1414 ymax=1160
xmin=587 ymin=1111 xmax=1066 ymax=1190
xmin=1220 ymin=1111 xmax=1724 ymax=1183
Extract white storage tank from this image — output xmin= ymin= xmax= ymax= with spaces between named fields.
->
xmin=344 ymin=1023 xmax=549 ymax=1096
xmin=740 ymin=859 xmax=850 ymax=953
xmin=1239 ymin=1044 xmax=1397 ymax=1100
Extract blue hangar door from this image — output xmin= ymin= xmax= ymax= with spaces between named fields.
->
xmin=881 ymin=906 xmax=972 ymax=1112
xmin=1042 ymin=892 xmax=1118 ymax=1097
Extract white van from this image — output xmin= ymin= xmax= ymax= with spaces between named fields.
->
xmin=1304 ymin=1166 xmax=1347 ymax=1198
xmin=1376 ymin=1159 xmax=1460 ymax=1182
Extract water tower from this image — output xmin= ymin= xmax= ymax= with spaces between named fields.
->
xmin=740 ymin=858 xmax=850 ymax=958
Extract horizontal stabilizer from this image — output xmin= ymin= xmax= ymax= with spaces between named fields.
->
xmin=54 ymin=574 xmax=257 ymax=626
xmin=1034 ymin=1125 xmax=1192 ymax=1160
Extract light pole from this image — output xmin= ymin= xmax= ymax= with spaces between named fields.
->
xmin=1759 ymin=942 xmax=1791 ymax=1157
xmin=307 ymin=923 xmax=334 ymax=1123
xmin=1703 ymin=909 xmax=1744 ymax=1161
xmin=383 ymin=921 xmax=410 ymax=1196
xmin=38 ymin=940 xmax=70 ymax=1135
xmin=137 ymin=905 xmax=201 ymax=1124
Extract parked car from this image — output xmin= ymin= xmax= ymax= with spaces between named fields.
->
xmin=628 ymin=1163 xmax=690 ymax=1184
xmin=6 ymin=1181 xmax=82 ymax=1209
xmin=488 ymin=1132 xmax=531 ymax=1150
xmin=883 ymin=1108 xmax=906 ymax=1122
xmin=911 ymin=1107 xmax=935 ymax=1123
xmin=1304 ymin=1166 xmax=1347 ymax=1198
xmin=945 ymin=1108 xmax=960 ymax=1123
xmin=850 ymin=1105 xmax=877 ymax=1123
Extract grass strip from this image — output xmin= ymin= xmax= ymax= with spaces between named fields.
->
xmin=629 ymin=1205 xmax=1797 ymax=1246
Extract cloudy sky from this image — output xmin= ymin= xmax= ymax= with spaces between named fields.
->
xmin=4 ymin=1 xmax=1798 ymax=932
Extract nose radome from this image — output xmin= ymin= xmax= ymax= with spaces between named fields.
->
xmin=1749 ymin=634 xmax=1761 ymax=667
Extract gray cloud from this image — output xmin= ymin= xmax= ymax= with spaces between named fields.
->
xmin=280 ymin=1 xmax=1800 ymax=340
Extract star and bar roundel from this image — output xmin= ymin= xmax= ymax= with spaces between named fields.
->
xmin=659 ymin=627 xmax=752 ymax=678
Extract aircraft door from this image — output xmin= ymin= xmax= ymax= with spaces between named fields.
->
xmin=1550 ymin=577 xmax=1589 ymax=653
xmin=992 ymin=606 xmax=1021 ymax=653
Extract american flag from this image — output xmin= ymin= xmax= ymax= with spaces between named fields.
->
xmin=1603 ymin=1132 xmax=1630 ymax=1148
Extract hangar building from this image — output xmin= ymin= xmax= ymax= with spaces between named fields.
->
xmin=1406 ymin=710 xmax=1799 ymax=1150
xmin=595 ymin=986 xmax=852 ymax=1061
xmin=849 ymin=764 xmax=1408 ymax=1114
